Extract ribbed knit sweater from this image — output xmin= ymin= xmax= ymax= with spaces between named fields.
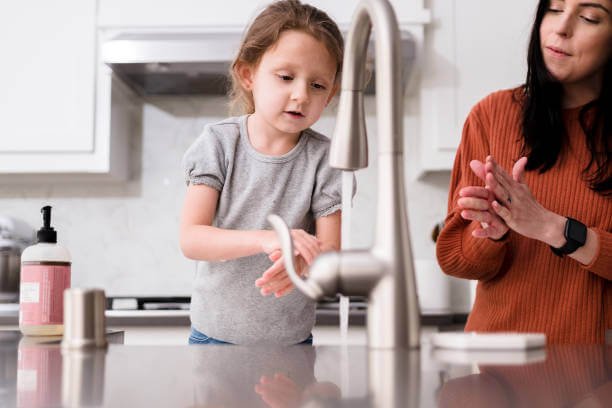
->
xmin=436 ymin=88 xmax=612 ymax=344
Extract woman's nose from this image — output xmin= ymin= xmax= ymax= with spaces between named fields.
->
xmin=554 ymin=12 xmax=573 ymax=37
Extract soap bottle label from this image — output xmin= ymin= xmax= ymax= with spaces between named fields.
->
xmin=19 ymin=263 xmax=71 ymax=326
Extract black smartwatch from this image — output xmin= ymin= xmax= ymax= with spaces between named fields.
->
xmin=550 ymin=217 xmax=587 ymax=257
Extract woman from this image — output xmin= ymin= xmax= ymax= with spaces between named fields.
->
xmin=436 ymin=0 xmax=611 ymax=343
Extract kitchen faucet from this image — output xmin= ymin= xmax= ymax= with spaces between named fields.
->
xmin=268 ymin=0 xmax=420 ymax=349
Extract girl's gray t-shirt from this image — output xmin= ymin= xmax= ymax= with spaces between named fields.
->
xmin=182 ymin=115 xmax=344 ymax=345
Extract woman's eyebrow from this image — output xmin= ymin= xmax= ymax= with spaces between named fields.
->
xmin=579 ymin=2 xmax=610 ymax=14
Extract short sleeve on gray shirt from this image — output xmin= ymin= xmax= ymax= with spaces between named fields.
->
xmin=182 ymin=115 xmax=347 ymax=345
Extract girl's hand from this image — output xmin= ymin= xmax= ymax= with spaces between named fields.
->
xmin=484 ymin=156 xmax=565 ymax=245
xmin=254 ymin=373 xmax=302 ymax=408
xmin=459 ymin=159 xmax=509 ymax=240
xmin=255 ymin=250 xmax=309 ymax=297
xmin=261 ymin=229 xmax=322 ymax=265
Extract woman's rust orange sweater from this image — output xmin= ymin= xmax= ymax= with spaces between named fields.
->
xmin=436 ymin=88 xmax=612 ymax=343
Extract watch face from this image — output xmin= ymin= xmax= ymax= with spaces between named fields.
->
xmin=566 ymin=218 xmax=587 ymax=245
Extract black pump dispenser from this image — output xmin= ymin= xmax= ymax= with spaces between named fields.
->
xmin=37 ymin=206 xmax=57 ymax=243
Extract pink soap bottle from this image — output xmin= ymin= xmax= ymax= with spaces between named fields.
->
xmin=19 ymin=206 xmax=71 ymax=336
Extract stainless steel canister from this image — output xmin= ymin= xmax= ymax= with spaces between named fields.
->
xmin=62 ymin=288 xmax=108 ymax=349
xmin=0 ymin=217 xmax=35 ymax=303
xmin=0 ymin=244 xmax=21 ymax=302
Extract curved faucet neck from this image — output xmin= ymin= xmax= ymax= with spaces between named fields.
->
xmin=343 ymin=0 xmax=404 ymax=154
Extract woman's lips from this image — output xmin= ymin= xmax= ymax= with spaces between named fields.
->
xmin=546 ymin=46 xmax=571 ymax=57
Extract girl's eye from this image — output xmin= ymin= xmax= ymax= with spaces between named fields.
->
xmin=547 ymin=8 xmax=563 ymax=13
xmin=312 ymin=83 xmax=326 ymax=90
xmin=278 ymin=75 xmax=293 ymax=81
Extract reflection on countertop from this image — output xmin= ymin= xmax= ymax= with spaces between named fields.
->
xmin=0 ymin=330 xmax=610 ymax=407
xmin=437 ymin=346 xmax=612 ymax=408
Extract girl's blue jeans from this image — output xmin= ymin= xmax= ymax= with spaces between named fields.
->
xmin=188 ymin=327 xmax=313 ymax=345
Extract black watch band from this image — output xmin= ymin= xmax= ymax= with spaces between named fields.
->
xmin=550 ymin=217 xmax=587 ymax=257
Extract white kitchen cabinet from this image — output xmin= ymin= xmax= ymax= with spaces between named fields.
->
xmin=98 ymin=0 xmax=532 ymax=176
xmin=417 ymin=0 xmax=533 ymax=173
xmin=98 ymin=0 xmax=431 ymax=29
xmin=0 ymin=0 xmax=130 ymax=180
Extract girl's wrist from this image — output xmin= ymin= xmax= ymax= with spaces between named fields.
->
xmin=258 ymin=230 xmax=275 ymax=253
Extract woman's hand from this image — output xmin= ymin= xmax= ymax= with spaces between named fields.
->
xmin=261 ymin=229 xmax=322 ymax=265
xmin=484 ymin=156 xmax=566 ymax=246
xmin=458 ymin=159 xmax=509 ymax=240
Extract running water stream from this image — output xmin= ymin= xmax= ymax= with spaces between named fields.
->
xmin=339 ymin=295 xmax=349 ymax=344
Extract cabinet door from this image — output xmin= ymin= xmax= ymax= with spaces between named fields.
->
xmin=97 ymin=0 xmax=429 ymax=28
xmin=419 ymin=0 xmax=533 ymax=173
xmin=0 ymin=0 xmax=96 ymax=153
xmin=98 ymin=0 xmax=266 ymax=27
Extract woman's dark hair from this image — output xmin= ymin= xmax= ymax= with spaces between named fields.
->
xmin=521 ymin=0 xmax=611 ymax=195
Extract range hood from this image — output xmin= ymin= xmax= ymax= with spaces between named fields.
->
xmin=102 ymin=32 xmax=242 ymax=95
xmin=102 ymin=30 xmax=416 ymax=96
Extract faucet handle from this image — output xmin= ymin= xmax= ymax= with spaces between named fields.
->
xmin=267 ymin=215 xmax=324 ymax=300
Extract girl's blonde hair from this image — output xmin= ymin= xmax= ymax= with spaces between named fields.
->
xmin=229 ymin=0 xmax=344 ymax=115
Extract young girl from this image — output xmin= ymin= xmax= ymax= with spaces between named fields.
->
xmin=180 ymin=0 xmax=345 ymax=345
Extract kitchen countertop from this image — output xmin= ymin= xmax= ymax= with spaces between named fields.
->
xmin=0 ymin=303 xmax=468 ymax=327
xmin=0 ymin=330 xmax=609 ymax=407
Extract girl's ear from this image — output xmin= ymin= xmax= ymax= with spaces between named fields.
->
xmin=235 ymin=62 xmax=255 ymax=91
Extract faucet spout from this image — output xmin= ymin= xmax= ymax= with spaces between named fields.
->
xmin=330 ymin=0 xmax=404 ymax=170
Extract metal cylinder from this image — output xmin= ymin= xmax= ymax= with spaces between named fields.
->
xmin=0 ymin=246 xmax=21 ymax=302
xmin=61 ymin=288 xmax=107 ymax=349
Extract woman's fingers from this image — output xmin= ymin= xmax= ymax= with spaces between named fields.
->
xmin=472 ymin=215 xmax=509 ymax=240
xmin=486 ymin=156 xmax=515 ymax=191
xmin=458 ymin=196 xmax=489 ymax=211
xmin=460 ymin=209 xmax=493 ymax=224
xmin=491 ymin=200 xmax=513 ymax=224
xmin=460 ymin=206 xmax=509 ymax=240
xmin=472 ymin=225 xmax=504 ymax=239
xmin=469 ymin=159 xmax=486 ymax=182
xmin=459 ymin=186 xmax=489 ymax=199
xmin=486 ymin=172 xmax=512 ymax=206
xmin=485 ymin=156 xmax=516 ymax=206
xmin=512 ymin=157 xmax=528 ymax=183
